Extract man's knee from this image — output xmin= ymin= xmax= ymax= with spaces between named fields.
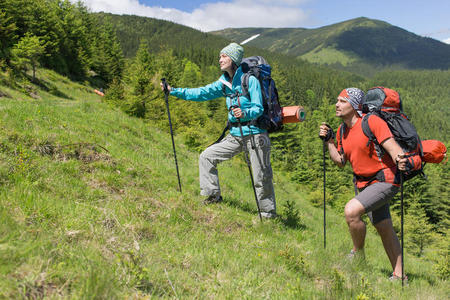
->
xmin=345 ymin=199 xmax=365 ymax=223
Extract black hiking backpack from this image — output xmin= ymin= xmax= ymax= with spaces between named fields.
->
xmin=239 ymin=56 xmax=283 ymax=133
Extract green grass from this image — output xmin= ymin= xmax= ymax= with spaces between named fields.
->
xmin=0 ymin=68 xmax=448 ymax=298
xmin=301 ymin=46 xmax=357 ymax=66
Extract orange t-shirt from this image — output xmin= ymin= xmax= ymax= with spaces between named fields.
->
xmin=337 ymin=115 xmax=397 ymax=188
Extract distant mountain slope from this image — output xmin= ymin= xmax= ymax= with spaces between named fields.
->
xmin=93 ymin=13 xmax=449 ymax=143
xmin=95 ymin=12 xmax=230 ymax=62
xmin=210 ymin=17 xmax=450 ymax=75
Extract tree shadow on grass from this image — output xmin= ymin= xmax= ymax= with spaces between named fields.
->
xmin=224 ymin=196 xmax=257 ymax=215
xmin=224 ymin=197 xmax=307 ymax=230
xmin=31 ymin=76 xmax=73 ymax=99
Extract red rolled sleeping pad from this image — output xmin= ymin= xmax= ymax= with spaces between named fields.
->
xmin=94 ymin=89 xmax=105 ymax=97
xmin=422 ymin=140 xmax=447 ymax=164
xmin=281 ymin=106 xmax=306 ymax=124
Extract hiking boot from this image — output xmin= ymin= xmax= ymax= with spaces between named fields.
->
xmin=389 ymin=272 xmax=408 ymax=284
xmin=260 ymin=210 xmax=277 ymax=219
xmin=203 ymin=195 xmax=223 ymax=205
xmin=347 ymin=249 xmax=365 ymax=260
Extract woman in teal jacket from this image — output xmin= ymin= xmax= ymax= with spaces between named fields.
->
xmin=161 ymin=43 xmax=276 ymax=218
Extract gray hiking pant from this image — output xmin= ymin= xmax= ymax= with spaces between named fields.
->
xmin=199 ymin=132 xmax=276 ymax=213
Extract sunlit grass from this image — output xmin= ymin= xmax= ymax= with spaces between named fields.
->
xmin=0 ymin=68 xmax=447 ymax=298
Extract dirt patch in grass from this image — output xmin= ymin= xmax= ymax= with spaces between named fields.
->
xmin=86 ymin=178 xmax=124 ymax=197
xmin=12 ymin=271 xmax=64 ymax=299
xmin=194 ymin=211 xmax=218 ymax=226
xmin=102 ymin=218 xmax=117 ymax=230
xmin=223 ymin=221 xmax=244 ymax=234
xmin=36 ymin=142 xmax=111 ymax=163
xmin=136 ymin=225 xmax=156 ymax=241
xmin=0 ymin=89 xmax=11 ymax=98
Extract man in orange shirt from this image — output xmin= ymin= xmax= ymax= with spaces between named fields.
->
xmin=319 ymin=88 xmax=410 ymax=281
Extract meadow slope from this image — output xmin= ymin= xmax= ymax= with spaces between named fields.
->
xmin=0 ymin=69 xmax=448 ymax=299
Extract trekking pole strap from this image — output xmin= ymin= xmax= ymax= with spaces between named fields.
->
xmin=210 ymin=122 xmax=230 ymax=146
xmin=352 ymin=175 xmax=359 ymax=196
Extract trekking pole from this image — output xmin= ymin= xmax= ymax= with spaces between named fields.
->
xmin=322 ymin=141 xmax=326 ymax=249
xmin=319 ymin=130 xmax=328 ymax=249
xmin=400 ymin=170 xmax=405 ymax=287
xmin=161 ymin=78 xmax=182 ymax=193
xmin=231 ymin=105 xmax=262 ymax=221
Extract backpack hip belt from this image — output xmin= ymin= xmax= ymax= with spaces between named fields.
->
xmin=353 ymin=169 xmax=387 ymax=189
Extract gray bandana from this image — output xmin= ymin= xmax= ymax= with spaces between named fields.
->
xmin=338 ymin=88 xmax=365 ymax=117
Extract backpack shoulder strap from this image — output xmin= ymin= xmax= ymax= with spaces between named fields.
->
xmin=338 ymin=123 xmax=346 ymax=156
xmin=362 ymin=113 xmax=385 ymax=157
xmin=361 ymin=114 xmax=377 ymax=146
xmin=240 ymin=73 xmax=251 ymax=98
xmin=219 ymin=78 xmax=232 ymax=97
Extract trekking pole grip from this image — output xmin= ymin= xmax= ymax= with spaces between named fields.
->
xmin=229 ymin=105 xmax=241 ymax=120
xmin=161 ymin=78 xmax=169 ymax=94
xmin=320 ymin=124 xmax=334 ymax=141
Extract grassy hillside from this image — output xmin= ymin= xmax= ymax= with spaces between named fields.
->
xmin=211 ymin=17 xmax=450 ymax=76
xmin=0 ymin=68 xmax=448 ymax=298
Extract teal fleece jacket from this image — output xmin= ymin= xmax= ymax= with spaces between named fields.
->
xmin=170 ymin=66 xmax=265 ymax=137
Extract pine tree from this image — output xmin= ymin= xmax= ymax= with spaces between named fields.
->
xmin=90 ymin=22 xmax=125 ymax=84
xmin=11 ymin=33 xmax=45 ymax=81
xmin=0 ymin=9 xmax=18 ymax=65
xmin=180 ymin=59 xmax=201 ymax=87
xmin=404 ymin=201 xmax=434 ymax=257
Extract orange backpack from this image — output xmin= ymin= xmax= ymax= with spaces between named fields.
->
xmin=360 ymin=87 xmax=423 ymax=180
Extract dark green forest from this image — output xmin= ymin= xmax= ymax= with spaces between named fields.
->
xmin=1 ymin=0 xmax=448 ymax=266
xmin=0 ymin=0 xmax=124 ymax=83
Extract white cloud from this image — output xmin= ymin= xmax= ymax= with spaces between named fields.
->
xmin=238 ymin=0 xmax=308 ymax=5
xmin=443 ymin=38 xmax=450 ymax=44
xmin=73 ymin=0 xmax=311 ymax=32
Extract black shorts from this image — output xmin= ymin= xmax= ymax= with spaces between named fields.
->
xmin=355 ymin=182 xmax=399 ymax=224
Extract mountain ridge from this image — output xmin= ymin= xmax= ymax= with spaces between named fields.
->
xmin=210 ymin=17 xmax=450 ymax=76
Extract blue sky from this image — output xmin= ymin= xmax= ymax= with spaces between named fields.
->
xmin=77 ymin=0 xmax=450 ymax=43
